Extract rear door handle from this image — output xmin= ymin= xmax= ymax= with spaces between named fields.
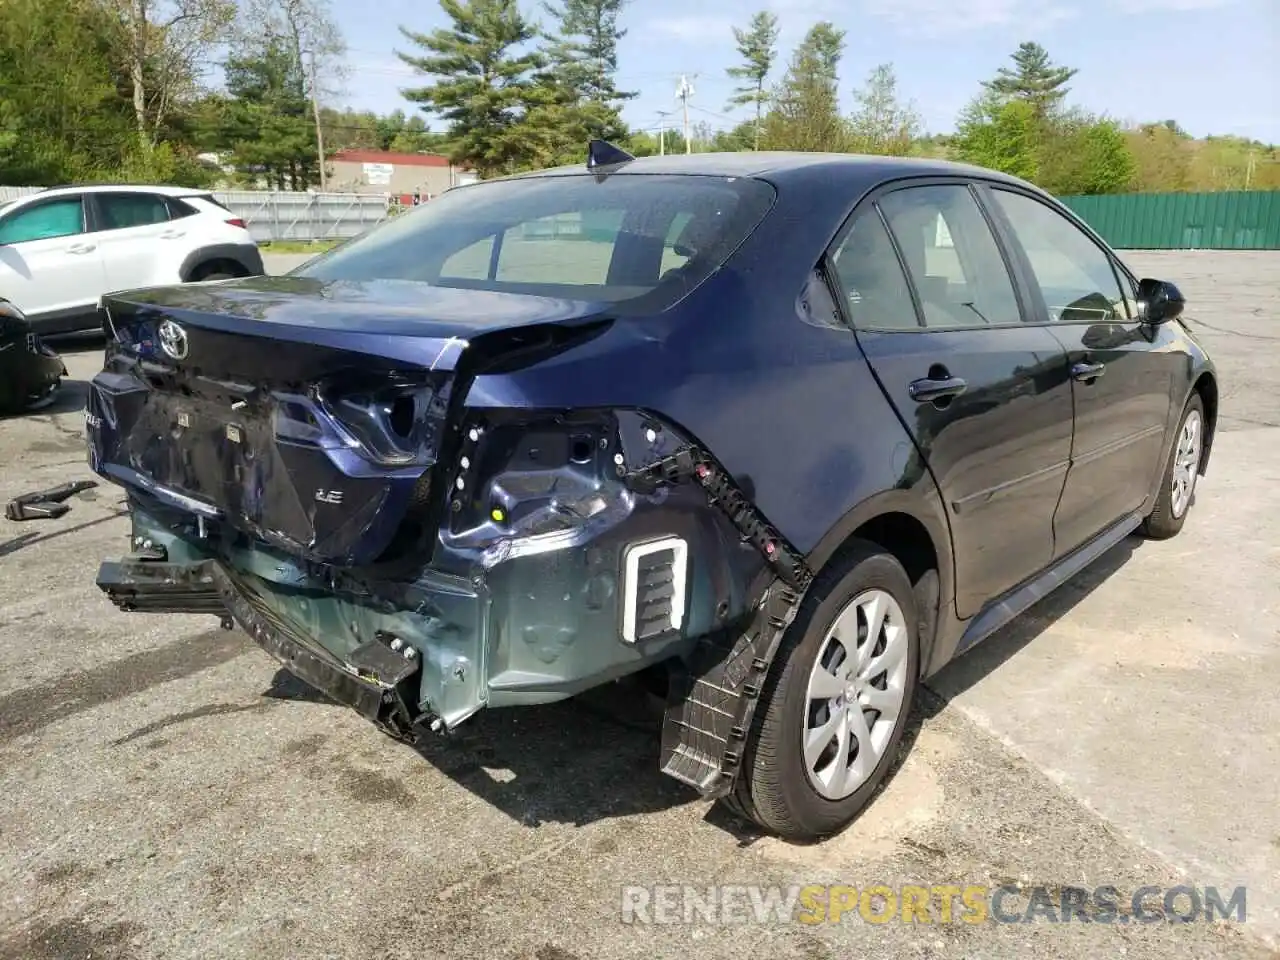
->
xmin=908 ymin=374 xmax=968 ymax=403
xmin=159 ymin=230 xmax=185 ymax=239
xmin=1071 ymin=361 xmax=1106 ymax=382
xmin=66 ymin=242 xmax=96 ymax=254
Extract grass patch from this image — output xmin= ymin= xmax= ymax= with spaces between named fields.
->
xmin=258 ymin=239 xmax=341 ymax=255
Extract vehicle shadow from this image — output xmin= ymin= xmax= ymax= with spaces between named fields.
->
xmin=264 ymin=665 xmax=694 ymax=827
xmin=0 ymin=377 xmax=90 ymax=420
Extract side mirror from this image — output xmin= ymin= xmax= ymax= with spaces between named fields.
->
xmin=1136 ymin=277 xmax=1185 ymax=324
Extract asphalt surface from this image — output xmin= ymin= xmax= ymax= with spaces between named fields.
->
xmin=0 ymin=251 xmax=1276 ymax=960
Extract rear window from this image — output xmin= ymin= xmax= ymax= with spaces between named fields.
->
xmin=297 ymin=174 xmax=776 ymax=313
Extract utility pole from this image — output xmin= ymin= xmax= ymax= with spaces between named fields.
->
xmin=676 ymin=75 xmax=695 ymax=154
xmin=656 ymin=109 xmax=674 ymax=156
xmin=309 ymin=51 xmax=327 ymax=191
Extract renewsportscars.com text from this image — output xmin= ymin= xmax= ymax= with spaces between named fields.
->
xmin=620 ymin=883 xmax=1248 ymax=926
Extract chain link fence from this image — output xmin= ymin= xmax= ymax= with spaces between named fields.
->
xmin=0 ymin=186 xmax=396 ymax=242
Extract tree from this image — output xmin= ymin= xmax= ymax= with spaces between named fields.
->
xmin=952 ymin=93 xmax=1039 ymax=181
xmin=104 ymin=0 xmax=235 ymax=154
xmin=848 ymin=63 xmax=920 ymax=156
xmin=220 ymin=38 xmax=319 ymax=188
xmin=539 ymin=0 xmax=634 ymax=145
xmin=725 ymin=11 xmax=780 ymax=150
xmin=981 ymin=41 xmax=1077 ymax=118
xmin=397 ymin=0 xmax=560 ymax=177
xmin=233 ymin=0 xmax=346 ymax=185
xmin=541 ymin=0 xmax=634 ymax=106
xmin=1125 ymin=122 xmax=1193 ymax=192
xmin=759 ymin=22 xmax=848 ymax=153
xmin=0 ymin=0 xmax=136 ymax=184
xmin=1034 ymin=111 xmax=1134 ymax=194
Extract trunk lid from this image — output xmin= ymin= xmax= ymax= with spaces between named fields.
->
xmin=88 ymin=276 xmax=610 ymax=565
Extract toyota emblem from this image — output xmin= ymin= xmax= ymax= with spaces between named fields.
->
xmin=158 ymin=319 xmax=189 ymax=361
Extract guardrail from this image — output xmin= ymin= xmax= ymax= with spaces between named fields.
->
xmin=0 ymin=186 xmax=394 ymax=242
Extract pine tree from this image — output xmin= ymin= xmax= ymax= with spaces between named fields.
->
xmin=540 ymin=0 xmax=634 ymax=143
xmin=397 ymin=0 xmax=557 ymax=177
xmin=542 ymin=0 xmax=634 ymax=106
xmin=725 ymin=11 xmax=780 ymax=151
xmin=982 ymin=41 xmax=1078 ymax=117
xmin=759 ymin=22 xmax=847 ymax=153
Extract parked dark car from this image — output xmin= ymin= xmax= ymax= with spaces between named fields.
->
xmin=90 ymin=146 xmax=1217 ymax=840
xmin=0 ymin=298 xmax=66 ymax=414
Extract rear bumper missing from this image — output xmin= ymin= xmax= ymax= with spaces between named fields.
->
xmin=98 ymin=556 xmax=427 ymax=739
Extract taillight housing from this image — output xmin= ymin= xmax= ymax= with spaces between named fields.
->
xmin=225 ymin=217 xmax=247 ymax=229
xmin=314 ymin=373 xmax=452 ymax=468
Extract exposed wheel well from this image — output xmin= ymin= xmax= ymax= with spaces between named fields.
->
xmin=836 ymin=511 xmax=943 ymax=674
xmin=1192 ymin=372 xmax=1218 ymax=473
xmin=187 ymin=258 xmax=249 ymax=281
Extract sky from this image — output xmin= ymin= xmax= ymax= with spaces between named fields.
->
xmin=332 ymin=0 xmax=1279 ymax=144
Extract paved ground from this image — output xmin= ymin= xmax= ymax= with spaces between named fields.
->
xmin=0 ymin=252 xmax=1276 ymax=959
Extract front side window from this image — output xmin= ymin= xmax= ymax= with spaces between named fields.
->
xmin=298 ymin=174 xmax=777 ymax=314
xmin=97 ymin=193 xmax=172 ymax=230
xmin=0 ymin=198 xmax=85 ymax=244
xmin=990 ymin=189 xmax=1129 ymax=323
xmin=878 ymin=184 xmax=1022 ymax=329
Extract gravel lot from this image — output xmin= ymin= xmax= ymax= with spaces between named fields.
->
xmin=0 ymin=251 xmax=1276 ymax=960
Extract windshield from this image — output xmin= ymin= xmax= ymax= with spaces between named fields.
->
xmin=297 ymin=173 xmax=776 ymax=313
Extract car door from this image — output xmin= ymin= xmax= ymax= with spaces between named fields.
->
xmin=0 ymin=194 xmax=105 ymax=320
xmin=828 ymin=180 xmax=1075 ymax=619
xmin=89 ymin=192 xmax=180 ymax=292
xmin=981 ymin=186 xmax=1174 ymax=558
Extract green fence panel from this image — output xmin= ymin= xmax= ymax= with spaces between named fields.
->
xmin=1057 ymin=190 xmax=1280 ymax=250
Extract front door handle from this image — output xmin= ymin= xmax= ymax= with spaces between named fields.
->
xmin=908 ymin=373 xmax=968 ymax=403
xmin=65 ymin=242 xmax=96 ymax=254
xmin=1071 ymin=361 xmax=1106 ymax=382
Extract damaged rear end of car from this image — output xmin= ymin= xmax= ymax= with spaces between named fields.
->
xmin=91 ymin=166 xmax=804 ymax=797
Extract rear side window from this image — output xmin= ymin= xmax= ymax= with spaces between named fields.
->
xmin=190 ymin=193 xmax=231 ymax=212
xmin=831 ymin=208 xmax=920 ymax=330
xmin=165 ymin=197 xmax=200 ymax=220
xmin=879 ymin=185 xmax=1021 ymax=329
xmin=0 ymin=197 xmax=85 ymax=244
xmin=299 ymin=174 xmax=777 ymax=313
xmin=97 ymin=193 xmax=172 ymax=229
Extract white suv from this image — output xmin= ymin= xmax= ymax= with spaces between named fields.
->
xmin=0 ymin=184 xmax=265 ymax=334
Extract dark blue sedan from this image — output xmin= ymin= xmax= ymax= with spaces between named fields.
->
xmin=90 ymin=144 xmax=1218 ymax=840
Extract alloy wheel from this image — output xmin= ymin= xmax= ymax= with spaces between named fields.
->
xmin=802 ymin=588 xmax=910 ymax=801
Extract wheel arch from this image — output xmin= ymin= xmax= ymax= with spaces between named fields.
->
xmin=805 ymin=489 xmax=954 ymax=677
xmin=179 ymin=245 xmax=258 ymax=282
xmin=1190 ymin=370 xmax=1218 ymax=475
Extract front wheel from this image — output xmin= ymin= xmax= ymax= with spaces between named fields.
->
xmin=1141 ymin=393 xmax=1205 ymax=540
xmin=729 ymin=541 xmax=921 ymax=840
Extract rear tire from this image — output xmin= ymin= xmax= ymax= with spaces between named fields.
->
xmin=727 ymin=540 xmax=920 ymax=840
xmin=1141 ymin=393 xmax=1205 ymax=540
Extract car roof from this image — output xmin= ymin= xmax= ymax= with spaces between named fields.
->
xmin=34 ymin=184 xmax=215 ymax=198
xmin=498 ymin=150 xmax=1033 ymax=192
